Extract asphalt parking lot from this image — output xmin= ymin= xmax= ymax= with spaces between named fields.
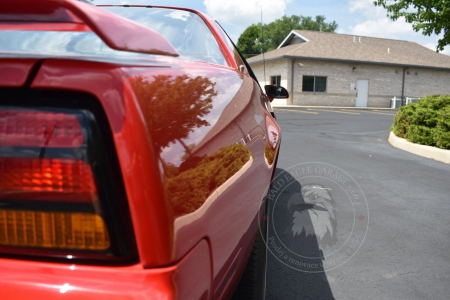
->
xmin=266 ymin=108 xmax=450 ymax=300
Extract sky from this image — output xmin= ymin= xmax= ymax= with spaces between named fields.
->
xmin=93 ymin=0 xmax=449 ymax=55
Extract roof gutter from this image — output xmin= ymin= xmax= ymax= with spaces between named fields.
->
xmin=248 ymin=55 xmax=450 ymax=72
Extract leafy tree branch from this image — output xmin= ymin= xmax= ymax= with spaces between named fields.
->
xmin=374 ymin=0 xmax=450 ymax=52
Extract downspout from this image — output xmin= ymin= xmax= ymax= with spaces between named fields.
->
xmin=401 ymin=67 xmax=409 ymax=106
xmin=291 ymin=59 xmax=295 ymax=105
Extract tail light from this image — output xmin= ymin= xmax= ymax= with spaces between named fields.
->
xmin=0 ymin=90 xmax=136 ymax=264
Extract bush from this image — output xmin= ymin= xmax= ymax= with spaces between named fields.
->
xmin=434 ymin=106 xmax=450 ymax=149
xmin=392 ymin=95 xmax=450 ymax=150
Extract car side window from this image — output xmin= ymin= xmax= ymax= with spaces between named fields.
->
xmin=103 ymin=7 xmax=227 ymax=66
xmin=208 ymin=19 xmax=263 ymax=86
xmin=216 ymin=24 xmax=263 ymax=90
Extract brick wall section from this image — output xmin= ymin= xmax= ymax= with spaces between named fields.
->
xmin=251 ymin=59 xmax=293 ymax=105
xmin=250 ymin=59 xmax=450 ymax=107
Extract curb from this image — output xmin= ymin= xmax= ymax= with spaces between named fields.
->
xmin=388 ymin=132 xmax=450 ymax=164
xmin=272 ymin=105 xmax=396 ymax=110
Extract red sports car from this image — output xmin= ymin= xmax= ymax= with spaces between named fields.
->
xmin=0 ymin=1 xmax=288 ymax=299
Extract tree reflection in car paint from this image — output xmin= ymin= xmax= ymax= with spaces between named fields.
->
xmin=130 ymin=73 xmax=253 ymax=217
xmin=166 ymin=144 xmax=251 ymax=216
xmin=131 ymin=74 xmax=215 ymax=152
xmin=264 ymin=116 xmax=280 ymax=165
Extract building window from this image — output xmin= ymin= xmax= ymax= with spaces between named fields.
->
xmin=302 ymin=76 xmax=327 ymax=92
xmin=271 ymin=75 xmax=281 ymax=85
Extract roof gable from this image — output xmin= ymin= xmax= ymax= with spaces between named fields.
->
xmin=277 ymin=30 xmax=309 ymax=49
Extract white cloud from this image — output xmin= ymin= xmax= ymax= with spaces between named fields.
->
xmin=423 ymin=42 xmax=450 ymax=56
xmin=345 ymin=0 xmax=449 ymax=55
xmin=349 ymin=17 xmax=413 ymax=39
xmin=349 ymin=0 xmax=384 ymax=17
xmin=347 ymin=0 xmax=413 ymax=39
xmin=203 ymin=0 xmax=292 ymax=26
xmin=423 ymin=43 xmax=436 ymax=50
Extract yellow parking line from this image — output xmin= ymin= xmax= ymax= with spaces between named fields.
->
xmin=307 ymin=109 xmax=360 ymax=115
xmin=363 ymin=111 xmax=397 ymax=116
xmin=339 ymin=109 xmax=396 ymax=116
xmin=275 ymin=109 xmax=318 ymax=114
xmin=340 ymin=109 xmax=395 ymax=115
xmin=340 ymin=109 xmax=362 ymax=112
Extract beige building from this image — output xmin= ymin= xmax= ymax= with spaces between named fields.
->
xmin=247 ymin=30 xmax=450 ymax=107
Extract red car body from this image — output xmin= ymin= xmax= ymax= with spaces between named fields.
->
xmin=0 ymin=1 xmax=283 ymax=299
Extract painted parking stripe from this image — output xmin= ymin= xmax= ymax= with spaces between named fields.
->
xmin=340 ymin=109 xmax=366 ymax=113
xmin=339 ymin=109 xmax=396 ymax=116
xmin=307 ymin=109 xmax=360 ymax=115
xmin=274 ymin=109 xmax=318 ymax=114
xmin=362 ymin=111 xmax=397 ymax=116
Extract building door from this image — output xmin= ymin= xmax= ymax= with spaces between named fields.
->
xmin=356 ymin=79 xmax=369 ymax=107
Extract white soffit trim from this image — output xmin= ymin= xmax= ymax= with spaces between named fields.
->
xmin=277 ymin=30 xmax=310 ymax=49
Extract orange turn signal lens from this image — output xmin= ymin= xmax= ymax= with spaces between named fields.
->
xmin=0 ymin=158 xmax=97 ymax=202
xmin=0 ymin=210 xmax=110 ymax=250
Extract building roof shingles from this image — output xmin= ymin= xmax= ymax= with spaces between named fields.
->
xmin=247 ymin=30 xmax=450 ymax=69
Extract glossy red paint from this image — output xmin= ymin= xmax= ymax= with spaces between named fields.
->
xmin=0 ymin=3 xmax=283 ymax=299
xmin=0 ymin=23 xmax=91 ymax=32
xmin=0 ymin=59 xmax=37 ymax=86
xmin=0 ymin=239 xmax=210 ymax=300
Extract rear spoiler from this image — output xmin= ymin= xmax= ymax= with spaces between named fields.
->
xmin=0 ymin=0 xmax=179 ymax=57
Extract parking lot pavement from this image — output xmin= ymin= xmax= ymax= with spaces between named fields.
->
xmin=267 ymin=109 xmax=450 ymax=300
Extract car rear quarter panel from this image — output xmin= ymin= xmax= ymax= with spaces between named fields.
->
xmin=123 ymin=61 xmax=280 ymax=293
xmin=5 ymin=58 xmax=280 ymax=297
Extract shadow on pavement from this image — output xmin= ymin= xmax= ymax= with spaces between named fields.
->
xmin=266 ymin=168 xmax=335 ymax=300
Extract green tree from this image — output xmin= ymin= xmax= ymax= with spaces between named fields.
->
xmin=237 ymin=15 xmax=338 ymax=57
xmin=374 ymin=0 xmax=449 ymax=52
xmin=236 ymin=24 xmax=267 ymax=58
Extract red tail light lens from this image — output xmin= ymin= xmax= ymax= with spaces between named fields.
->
xmin=0 ymin=158 xmax=97 ymax=202
xmin=0 ymin=110 xmax=83 ymax=148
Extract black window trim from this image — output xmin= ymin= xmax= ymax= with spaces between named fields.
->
xmin=302 ymin=75 xmax=327 ymax=93
xmin=270 ymin=75 xmax=281 ymax=85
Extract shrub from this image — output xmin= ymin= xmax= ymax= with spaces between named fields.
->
xmin=404 ymin=125 xmax=434 ymax=146
xmin=434 ymin=106 xmax=450 ymax=149
xmin=392 ymin=104 xmax=415 ymax=137
xmin=392 ymin=95 xmax=450 ymax=150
